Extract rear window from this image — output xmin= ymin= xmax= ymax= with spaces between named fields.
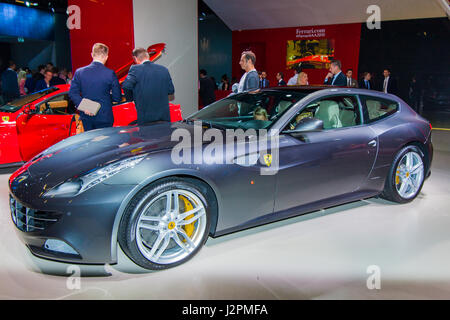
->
xmin=360 ymin=95 xmax=399 ymax=123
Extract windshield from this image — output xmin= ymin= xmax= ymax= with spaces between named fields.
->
xmin=188 ymin=90 xmax=307 ymax=130
xmin=0 ymin=87 xmax=59 ymax=113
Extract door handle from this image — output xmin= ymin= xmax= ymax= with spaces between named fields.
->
xmin=368 ymin=139 xmax=377 ymax=147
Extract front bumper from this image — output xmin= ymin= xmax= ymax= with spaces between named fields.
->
xmin=9 ymin=182 xmax=135 ymax=264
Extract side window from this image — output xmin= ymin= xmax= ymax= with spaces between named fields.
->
xmin=361 ymin=95 xmax=399 ymax=123
xmin=285 ymin=95 xmax=361 ymax=131
xmin=37 ymin=94 xmax=76 ymax=115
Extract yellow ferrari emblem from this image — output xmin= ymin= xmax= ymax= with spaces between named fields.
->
xmin=2 ymin=116 xmax=9 ymax=122
xmin=168 ymin=221 xmax=176 ymax=230
xmin=263 ymin=154 xmax=272 ymax=167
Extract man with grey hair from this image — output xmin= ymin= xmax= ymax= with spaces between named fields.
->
xmin=324 ymin=60 xmax=347 ymax=86
xmin=69 ymin=43 xmax=122 ymax=131
xmin=234 ymin=50 xmax=259 ymax=93
xmin=123 ymin=47 xmax=175 ymax=125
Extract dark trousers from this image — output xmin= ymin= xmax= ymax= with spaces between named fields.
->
xmin=82 ymin=118 xmax=113 ymax=131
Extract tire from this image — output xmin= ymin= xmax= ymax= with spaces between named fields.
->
xmin=380 ymin=145 xmax=426 ymax=203
xmin=118 ymin=178 xmax=211 ymax=270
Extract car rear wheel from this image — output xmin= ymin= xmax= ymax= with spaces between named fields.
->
xmin=118 ymin=178 xmax=211 ymax=270
xmin=380 ymin=145 xmax=425 ymax=203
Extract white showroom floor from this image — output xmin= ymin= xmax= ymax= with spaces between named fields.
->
xmin=0 ymin=130 xmax=449 ymax=300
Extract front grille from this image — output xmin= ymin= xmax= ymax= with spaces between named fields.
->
xmin=9 ymin=195 xmax=59 ymax=232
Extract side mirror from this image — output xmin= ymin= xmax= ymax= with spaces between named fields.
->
xmin=285 ymin=117 xmax=324 ymax=134
xmin=23 ymin=105 xmax=35 ymax=114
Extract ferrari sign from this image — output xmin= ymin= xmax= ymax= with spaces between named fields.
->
xmin=2 ymin=116 xmax=9 ymax=122
xmin=263 ymin=154 xmax=272 ymax=167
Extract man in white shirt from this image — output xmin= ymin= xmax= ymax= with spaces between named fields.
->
xmin=287 ymin=65 xmax=301 ymax=85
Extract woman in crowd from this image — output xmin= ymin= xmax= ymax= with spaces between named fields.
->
xmin=219 ymin=74 xmax=229 ymax=90
xmin=296 ymin=72 xmax=309 ymax=86
xmin=17 ymin=70 xmax=27 ymax=96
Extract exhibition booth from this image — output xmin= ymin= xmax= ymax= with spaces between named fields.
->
xmin=0 ymin=0 xmax=449 ymax=303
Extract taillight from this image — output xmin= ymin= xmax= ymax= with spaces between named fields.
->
xmin=429 ymin=123 xmax=432 ymax=130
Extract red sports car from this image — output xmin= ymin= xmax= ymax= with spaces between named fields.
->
xmin=0 ymin=44 xmax=182 ymax=168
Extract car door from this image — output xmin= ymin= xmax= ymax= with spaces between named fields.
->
xmin=273 ymin=94 xmax=378 ymax=213
xmin=16 ymin=94 xmax=75 ymax=162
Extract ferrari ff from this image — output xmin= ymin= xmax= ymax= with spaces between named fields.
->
xmin=9 ymin=86 xmax=433 ymax=270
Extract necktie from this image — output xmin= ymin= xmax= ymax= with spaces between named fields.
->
xmin=347 ymin=78 xmax=350 ymax=86
xmin=383 ymin=78 xmax=388 ymax=92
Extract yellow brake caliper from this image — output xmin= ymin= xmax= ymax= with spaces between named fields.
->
xmin=179 ymin=195 xmax=195 ymax=239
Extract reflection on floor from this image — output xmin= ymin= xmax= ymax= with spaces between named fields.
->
xmin=0 ymin=130 xmax=449 ymax=299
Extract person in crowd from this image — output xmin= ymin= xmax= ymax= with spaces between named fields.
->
xmin=324 ymin=60 xmax=346 ymax=86
xmin=359 ymin=72 xmax=373 ymax=90
xmin=58 ymin=68 xmax=68 ymax=82
xmin=408 ymin=75 xmax=422 ymax=112
xmin=50 ymin=67 xmax=66 ymax=86
xmin=380 ymin=68 xmax=397 ymax=95
xmin=32 ymin=65 xmax=45 ymax=84
xmin=199 ymin=69 xmax=216 ymax=106
xmin=287 ymin=65 xmax=302 ymax=85
xmin=69 ymin=43 xmax=122 ymax=131
xmin=210 ymin=76 xmax=218 ymax=90
xmin=1 ymin=60 xmax=20 ymax=103
xmin=296 ymin=72 xmax=309 ymax=86
xmin=276 ymin=72 xmax=286 ymax=86
xmin=66 ymin=70 xmax=73 ymax=85
xmin=345 ymin=68 xmax=358 ymax=87
xmin=219 ymin=74 xmax=229 ymax=90
xmin=253 ymin=107 xmax=268 ymax=121
xmin=236 ymin=50 xmax=259 ymax=93
xmin=46 ymin=62 xmax=54 ymax=70
xmin=259 ymin=71 xmax=270 ymax=88
xmin=24 ymin=67 xmax=35 ymax=93
xmin=34 ymin=69 xmax=53 ymax=91
xmin=123 ymin=47 xmax=175 ymax=126
xmin=17 ymin=70 xmax=27 ymax=96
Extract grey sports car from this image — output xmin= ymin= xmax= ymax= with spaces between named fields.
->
xmin=9 ymin=86 xmax=433 ymax=270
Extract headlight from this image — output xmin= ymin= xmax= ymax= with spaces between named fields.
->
xmin=44 ymin=155 xmax=146 ymax=197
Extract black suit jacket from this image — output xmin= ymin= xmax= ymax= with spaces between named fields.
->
xmin=199 ymin=76 xmax=216 ymax=106
xmin=1 ymin=69 xmax=20 ymax=102
xmin=324 ymin=71 xmax=347 ymax=86
xmin=69 ymin=61 xmax=122 ymax=124
xmin=123 ymin=61 xmax=175 ymax=125
xmin=359 ymin=79 xmax=374 ymax=90
xmin=380 ymin=76 xmax=398 ymax=95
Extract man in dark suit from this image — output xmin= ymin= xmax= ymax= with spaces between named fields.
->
xmin=380 ymin=68 xmax=398 ymax=95
xmin=50 ymin=67 xmax=66 ymax=86
xmin=259 ymin=71 xmax=270 ymax=88
xmin=122 ymin=47 xmax=175 ymax=126
xmin=359 ymin=72 xmax=374 ymax=90
xmin=324 ymin=60 xmax=347 ymax=86
xmin=345 ymin=69 xmax=358 ymax=87
xmin=34 ymin=69 xmax=53 ymax=92
xmin=1 ymin=61 xmax=20 ymax=103
xmin=69 ymin=43 xmax=122 ymax=131
xmin=276 ymin=72 xmax=286 ymax=86
xmin=199 ymin=69 xmax=216 ymax=106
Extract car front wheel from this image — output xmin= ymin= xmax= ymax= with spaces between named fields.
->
xmin=118 ymin=178 xmax=211 ymax=270
xmin=381 ymin=145 xmax=426 ymax=203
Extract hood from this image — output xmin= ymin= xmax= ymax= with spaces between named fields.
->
xmin=23 ymin=122 xmax=195 ymax=187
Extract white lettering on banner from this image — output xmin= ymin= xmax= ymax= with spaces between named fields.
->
xmin=66 ymin=5 xmax=81 ymax=30
xmin=296 ymin=28 xmax=326 ymax=39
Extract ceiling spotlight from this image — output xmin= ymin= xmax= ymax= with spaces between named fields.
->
xmin=25 ymin=1 xmax=30 ymax=6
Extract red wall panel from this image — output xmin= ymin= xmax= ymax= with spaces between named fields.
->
xmin=68 ymin=0 xmax=135 ymax=73
xmin=232 ymin=23 xmax=361 ymax=86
